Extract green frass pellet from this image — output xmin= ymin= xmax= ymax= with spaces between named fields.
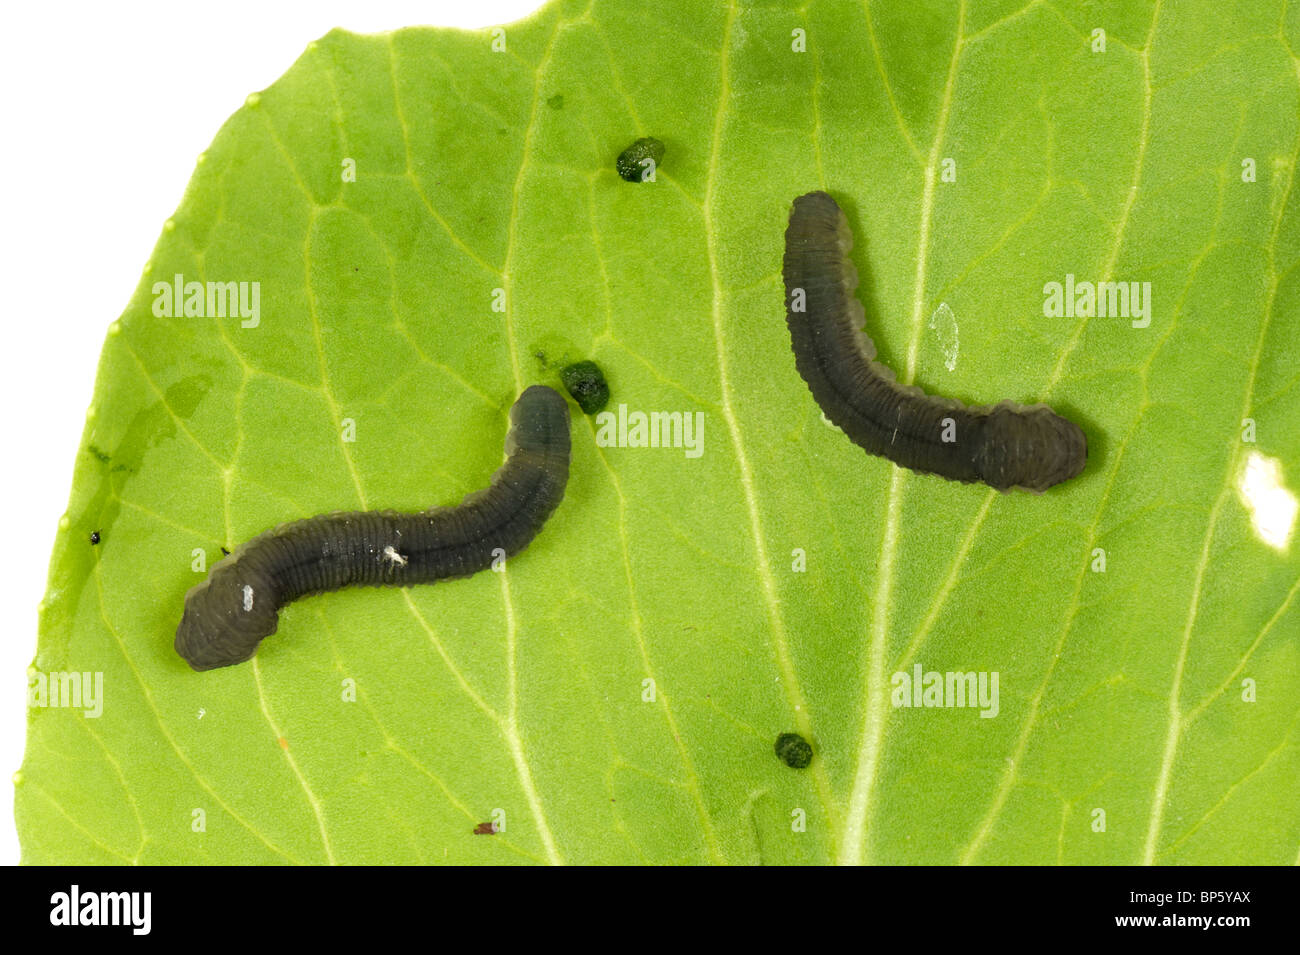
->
xmin=560 ymin=360 xmax=611 ymax=414
xmin=774 ymin=732 xmax=813 ymax=769
xmin=616 ymin=137 xmax=665 ymax=182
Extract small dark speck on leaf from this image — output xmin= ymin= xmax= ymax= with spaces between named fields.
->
xmin=473 ymin=822 xmax=498 ymax=835
xmin=547 ymin=93 xmax=564 ymax=109
xmin=89 ymin=531 xmax=101 ymax=545
xmin=616 ymin=137 xmax=665 ymax=182
xmin=774 ymin=732 xmax=813 ymax=769
xmin=221 ymin=547 xmax=231 ymax=556
xmin=560 ymin=360 xmax=610 ymax=414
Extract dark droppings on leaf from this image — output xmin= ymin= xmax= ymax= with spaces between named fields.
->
xmin=774 ymin=732 xmax=813 ymax=769
xmin=616 ymin=137 xmax=665 ymax=182
xmin=473 ymin=822 xmax=498 ymax=835
xmin=89 ymin=531 xmax=101 ymax=545
xmin=560 ymin=360 xmax=610 ymax=414
xmin=530 ymin=333 xmax=580 ymax=373
xmin=220 ymin=547 xmax=230 ymax=556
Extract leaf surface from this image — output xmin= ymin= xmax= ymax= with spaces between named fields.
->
xmin=18 ymin=0 xmax=1300 ymax=864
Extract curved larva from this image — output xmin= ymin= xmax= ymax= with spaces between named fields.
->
xmin=175 ymin=385 xmax=571 ymax=671
xmin=782 ymin=191 xmax=1087 ymax=492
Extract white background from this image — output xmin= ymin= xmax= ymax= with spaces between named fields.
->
xmin=0 ymin=0 xmax=542 ymax=866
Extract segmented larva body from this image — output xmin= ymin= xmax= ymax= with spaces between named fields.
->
xmin=782 ymin=191 xmax=1086 ymax=492
xmin=175 ymin=385 xmax=571 ymax=671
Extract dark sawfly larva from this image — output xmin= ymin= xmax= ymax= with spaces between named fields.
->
xmin=175 ymin=385 xmax=571 ymax=671
xmin=782 ymin=191 xmax=1087 ymax=493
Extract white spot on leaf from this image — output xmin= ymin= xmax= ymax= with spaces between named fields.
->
xmin=1237 ymin=451 xmax=1296 ymax=552
xmin=929 ymin=302 xmax=959 ymax=372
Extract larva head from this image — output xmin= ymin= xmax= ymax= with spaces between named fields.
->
xmin=975 ymin=403 xmax=1087 ymax=493
xmin=175 ymin=558 xmax=281 ymax=671
xmin=507 ymin=385 xmax=572 ymax=457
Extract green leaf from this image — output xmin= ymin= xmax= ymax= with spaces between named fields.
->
xmin=18 ymin=0 xmax=1300 ymax=865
